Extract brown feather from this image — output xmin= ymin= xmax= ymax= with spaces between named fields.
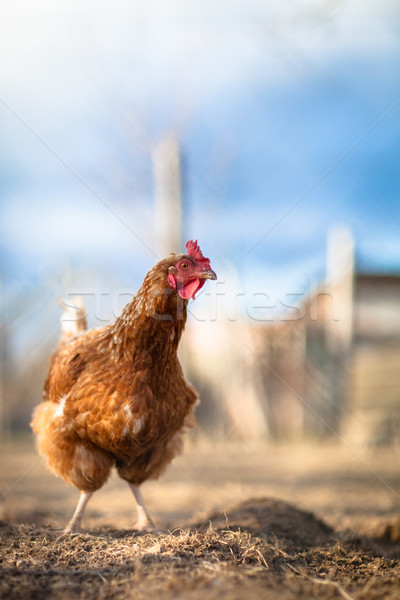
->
xmin=31 ymin=253 xmax=200 ymax=494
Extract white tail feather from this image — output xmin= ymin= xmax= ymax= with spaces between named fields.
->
xmin=57 ymin=296 xmax=87 ymax=343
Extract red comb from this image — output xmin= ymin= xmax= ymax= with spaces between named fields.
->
xmin=186 ymin=240 xmax=211 ymax=268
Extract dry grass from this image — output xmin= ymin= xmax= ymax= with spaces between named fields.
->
xmin=1 ymin=438 xmax=400 ymax=599
xmin=1 ymin=512 xmax=400 ymax=600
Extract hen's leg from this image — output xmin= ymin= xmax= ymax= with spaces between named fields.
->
xmin=61 ymin=491 xmax=93 ymax=536
xmin=128 ymin=484 xmax=155 ymax=530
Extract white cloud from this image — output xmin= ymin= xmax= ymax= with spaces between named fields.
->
xmin=1 ymin=0 xmax=398 ymax=121
xmin=1 ymin=0 xmax=398 ymax=287
xmin=0 ymin=192 xmax=156 ymax=264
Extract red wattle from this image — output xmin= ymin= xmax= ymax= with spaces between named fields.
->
xmin=178 ymin=278 xmax=201 ymax=300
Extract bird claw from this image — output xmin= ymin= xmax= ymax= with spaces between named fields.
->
xmin=132 ymin=522 xmax=167 ymax=537
xmin=27 ymin=527 xmax=84 ymax=542
xmin=56 ymin=526 xmax=90 ymax=542
xmin=132 ymin=527 xmax=167 ymax=537
xmin=56 ymin=531 xmax=78 ymax=542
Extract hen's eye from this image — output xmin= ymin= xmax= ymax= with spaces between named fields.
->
xmin=180 ymin=262 xmax=189 ymax=270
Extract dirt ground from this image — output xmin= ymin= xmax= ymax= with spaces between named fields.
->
xmin=1 ymin=436 xmax=400 ymax=600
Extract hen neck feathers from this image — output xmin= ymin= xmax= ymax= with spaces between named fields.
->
xmin=107 ymin=263 xmax=188 ymax=362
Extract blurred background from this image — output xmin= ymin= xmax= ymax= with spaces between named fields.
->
xmin=1 ymin=0 xmax=400 ymax=445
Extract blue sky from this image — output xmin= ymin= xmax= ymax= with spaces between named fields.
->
xmin=1 ymin=0 xmax=400 ymax=327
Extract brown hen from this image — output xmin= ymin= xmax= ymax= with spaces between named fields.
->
xmin=31 ymin=240 xmax=216 ymax=535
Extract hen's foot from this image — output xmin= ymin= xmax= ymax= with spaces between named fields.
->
xmin=56 ymin=526 xmax=87 ymax=541
xmin=132 ymin=526 xmax=168 ymax=537
xmin=132 ymin=515 xmax=166 ymax=536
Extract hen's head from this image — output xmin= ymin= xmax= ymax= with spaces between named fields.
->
xmin=167 ymin=240 xmax=217 ymax=300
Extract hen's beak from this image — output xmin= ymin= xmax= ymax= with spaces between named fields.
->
xmin=196 ymin=268 xmax=217 ymax=280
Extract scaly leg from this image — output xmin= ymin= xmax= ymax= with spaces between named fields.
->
xmin=128 ymin=484 xmax=155 ymax=530
xmin=60 ymin=490 xmax=93 ymax=537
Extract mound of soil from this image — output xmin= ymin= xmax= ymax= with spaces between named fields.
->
xmin=193 ymin=497 xmax=334 ymax=551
